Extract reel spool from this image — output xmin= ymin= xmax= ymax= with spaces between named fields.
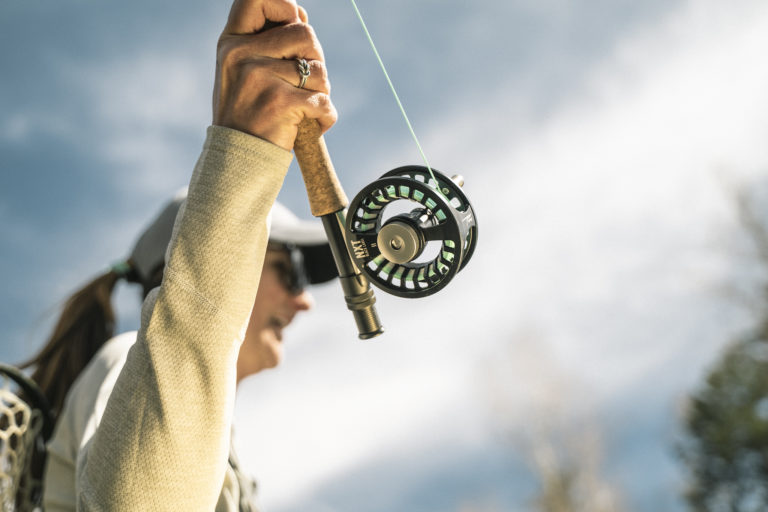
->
xmin=345 ymin=165 xmax=478 ymax=298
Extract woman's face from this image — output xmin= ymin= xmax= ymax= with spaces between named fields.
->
xmin=236 ymin=248 xmax=313 ymax=382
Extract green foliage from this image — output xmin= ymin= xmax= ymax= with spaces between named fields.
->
xmin=679 ymin=329 xmax=768 ymax=511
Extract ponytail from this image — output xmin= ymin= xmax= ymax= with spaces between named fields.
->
xmin=19 ymin=269 xmax=125 ymax=419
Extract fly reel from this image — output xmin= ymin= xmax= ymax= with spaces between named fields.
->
xmin=345 ymin=165 xmax=478 ymax=298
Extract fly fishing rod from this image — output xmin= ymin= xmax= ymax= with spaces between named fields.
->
xmin=292 ymin=1 xmax=478 ymax=339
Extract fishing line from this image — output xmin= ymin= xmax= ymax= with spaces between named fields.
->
xmin=318 ymin=0 xmax=479 ymax=304
xmin=348 ymin=0 xmax=443 ymax=194
xmin=293 ymin=3 xmax=479 ymax=335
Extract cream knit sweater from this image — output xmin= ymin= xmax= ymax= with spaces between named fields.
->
xmin=65 ymin=126 xmax=291 ymax=511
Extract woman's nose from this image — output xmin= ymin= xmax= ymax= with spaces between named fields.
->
xmin=291 ymin=289 xmax=313 ymax=311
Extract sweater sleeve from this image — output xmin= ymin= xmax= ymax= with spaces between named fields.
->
xmin=76 ymin=126 xmax=292 ymax=511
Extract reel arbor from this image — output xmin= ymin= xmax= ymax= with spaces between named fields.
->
xmin=345 ymin=166 xmax=478 ymax=298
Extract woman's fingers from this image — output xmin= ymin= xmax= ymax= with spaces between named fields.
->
xmin=221 ymin=22 xmax=324 ymax=62
xmin=224 ymin=0 xmax=299 ymax=35
xmin=218 ymin=36 xmax=329 ymax=93
xmin=301 ymin=91 xmax=338 ymax=133
xmin=268 ymin=87 xmax=338 ymax=135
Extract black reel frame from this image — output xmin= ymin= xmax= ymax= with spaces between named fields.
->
xmin=345 ymin=165 xmax=478 ymax=298
xmin=295 ymin=119 xmax=479 ymax=337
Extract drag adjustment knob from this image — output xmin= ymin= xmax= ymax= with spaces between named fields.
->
xmin=377 ymin=219 xmax=424 ymax=264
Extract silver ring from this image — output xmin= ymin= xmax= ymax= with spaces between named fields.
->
xmin=296 ymin=58 xmax=310 ymax=89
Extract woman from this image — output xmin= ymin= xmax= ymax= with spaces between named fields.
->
xmin=24 ymin=0 xmax=339 ymax=509
xmin=32 ymin=192 xmax=336 ymax=511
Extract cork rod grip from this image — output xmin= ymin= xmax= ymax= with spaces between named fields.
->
xmin=293 ymin=118 xmax=349 ymax=217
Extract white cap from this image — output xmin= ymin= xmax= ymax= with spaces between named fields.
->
xmin=128 ymin=189 xmax=336 ymax=285
xmin=268 ymin=201 xmax=329 ymax=246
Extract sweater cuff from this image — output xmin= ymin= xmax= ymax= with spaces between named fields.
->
xmin=206 ymin=125 xmax=294 ymax=170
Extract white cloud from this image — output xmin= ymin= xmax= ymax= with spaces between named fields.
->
xmin=53 ymin=50 xmax=214 ymax=198
xmin=0 ymin=114 xmax=32 ymax=142
xmin=232 ymin=1 xmax=768 ymax=509
xmin=0 ymin=111 xmax=75 ymax=144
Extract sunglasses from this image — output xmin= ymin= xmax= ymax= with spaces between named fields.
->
xmin=268 ymin=245 xmax=309 ymax=295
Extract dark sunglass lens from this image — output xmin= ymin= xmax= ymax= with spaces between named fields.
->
xmin=288 ymin=248 xmax=309 ymax=294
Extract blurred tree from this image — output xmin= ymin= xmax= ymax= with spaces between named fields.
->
xmin=679 ymin=189 xmax=768 ymax=512
xmin=483 ymin=328 xmax=629 ymax=512
xmin=524 ymin=416 xmax=626 ymax=512
xmin=679 ymin=330 xmax=768 ymax=511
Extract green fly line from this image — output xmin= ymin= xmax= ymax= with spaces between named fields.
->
xmin=348 ymin=0 xmax=445 ymax=197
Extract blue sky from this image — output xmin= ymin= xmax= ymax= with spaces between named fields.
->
xmin=3 ymin=0 xmax=768 ymax=510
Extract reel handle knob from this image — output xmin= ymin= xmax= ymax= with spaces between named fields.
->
xmin=293 ymin=118 xmax=384 ymax=340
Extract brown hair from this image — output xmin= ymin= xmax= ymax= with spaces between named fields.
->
xmin=19 ymin=270 xmax=121 ymax=418
xmin=18 ymin=262 xmax=162 ymax=420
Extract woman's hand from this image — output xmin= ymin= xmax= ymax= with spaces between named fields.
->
xmin=213 ymin=0 xmax=337 ymax=150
